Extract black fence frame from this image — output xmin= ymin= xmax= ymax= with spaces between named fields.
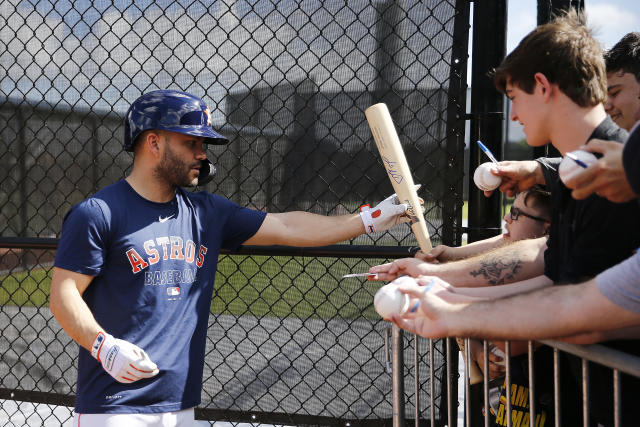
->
xmin=0 ymin=1 xmax=476 ymax=425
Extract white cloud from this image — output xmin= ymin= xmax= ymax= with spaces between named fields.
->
xmin=504 ymin=0 xmax=639 ymax=50
xmin=507 ymin=10 xmax=537 ymax=53
xmin=586 ymin=2 xmax=639 ymax=49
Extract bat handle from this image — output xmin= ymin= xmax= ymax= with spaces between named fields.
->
xmin=411 ymin=223 xmax=433 ymax=252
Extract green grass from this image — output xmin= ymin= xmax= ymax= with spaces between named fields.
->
xmin=213 ymin=255 xmax=387 ymax=319
xmin=0 ymin=255 xmax=389 ymax=320
xmin=0 ymin=204 xmax=472 ymax=318
xmin=0 ymin=267 xmax=52 ymax=307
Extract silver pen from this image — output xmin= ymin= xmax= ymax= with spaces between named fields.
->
xmin=342 ymin=272 xmax=377 ymax=278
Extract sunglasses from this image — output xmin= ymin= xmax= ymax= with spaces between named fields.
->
xmin=509 ymin=206 xmax=548 ymax=223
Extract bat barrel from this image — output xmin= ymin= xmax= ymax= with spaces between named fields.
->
xmin=365 ymin=103 xmax=432 ymax=252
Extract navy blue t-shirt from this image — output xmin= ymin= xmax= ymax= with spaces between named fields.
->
xmin=54 ymin=180 xmax=266 ymax=413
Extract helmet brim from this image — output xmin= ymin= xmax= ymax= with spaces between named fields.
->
xmin=162 ymin=125 xmax=229 ymax=145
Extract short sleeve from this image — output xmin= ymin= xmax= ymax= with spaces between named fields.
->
xmin=596 ymin=251 xmax=640 ymax=314
xmin=54 ymin=199 xmax=109 ymax=276
xmin=213 ymin=196 xmax=266 ymax=251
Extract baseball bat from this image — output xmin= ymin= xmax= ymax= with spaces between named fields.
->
xmin=365 ymin=103 xmax=432 ymax=252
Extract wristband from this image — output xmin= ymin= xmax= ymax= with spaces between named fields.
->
xmin=360 ymin=204 xmax=376 ymax=234
xmin=91 ymin=331 xmax=107 ymax=361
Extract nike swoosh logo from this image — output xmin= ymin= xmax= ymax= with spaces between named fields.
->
xmin=158 ymin=214 xmax=175 ymax=223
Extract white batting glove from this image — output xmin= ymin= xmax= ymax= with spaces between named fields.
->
xmin=91 ymin=331 xmax=159 ymax=383
xmin=361 ymin=189 xmax=421 ymax=234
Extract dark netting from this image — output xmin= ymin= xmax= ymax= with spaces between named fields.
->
xmin=0 ymin=0 xmax=468 ymax=425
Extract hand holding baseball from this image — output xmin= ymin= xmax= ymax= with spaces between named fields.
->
xmin=91 ymin=332 xmax=159 ymax=383
xmin=386 ymin=275 xmax=455 ymax=338
xmin=374 ymin=276 xmax=424 ymax=319
xmin=474 ymin=162 xmax=502 ymax=191
xmin=558 ymin=150 xmax=598 ymax=184
xmin=469 ymin=340 xmax=506 ymax=379
xmin=564 ymin=139 xmax=636 ymax=202
xmin=483 ymin=160 xmax=544 ymax=198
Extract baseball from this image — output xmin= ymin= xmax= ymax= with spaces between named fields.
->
xmin=473 ymin=162 xmax=502 ymax=191
xmin=374 ymin=282 xmax=411 ymax=319
xmin=558 ymin=150 xmax=598 ymax=184
xmin=490 ymin=345 xmax=506 ymax=366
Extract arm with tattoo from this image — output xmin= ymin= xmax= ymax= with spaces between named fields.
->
xmin=468 ymin=247 xmax=524 ymax=285
xmin=370 ymin=236 xmax=547 ymax=287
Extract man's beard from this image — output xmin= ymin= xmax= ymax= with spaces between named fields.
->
xmin=154 ymin=144 xmax=199 ymax=187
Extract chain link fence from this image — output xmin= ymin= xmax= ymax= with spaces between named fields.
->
xmin=0 ymin=0 xmax=469 ymax=425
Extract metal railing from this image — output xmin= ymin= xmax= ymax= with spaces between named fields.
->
xmin=449 ymin=338 xmax=640 ymax=427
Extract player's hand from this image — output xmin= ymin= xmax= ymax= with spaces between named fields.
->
xmin=415 ymin=245 xmax=449 ymax=263
xmin=564 ymin=139 xmax=636 ymax=203
xmin=368 ymin=257 xmax=436 ymax=281
xmin=360 ymin=185 xmax=424 ymax=234
xmin=91 ymin=332 xmax=159 ymax=383
xmin=484 ymin=160 xmax=543 ymax=198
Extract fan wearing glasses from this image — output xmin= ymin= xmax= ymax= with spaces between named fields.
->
xmin=418 ymin=187 xmax=550 ymax=264
xmin=417 ymin=188 xmax=550 ymax=382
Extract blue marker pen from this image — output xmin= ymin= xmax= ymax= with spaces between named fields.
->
xmin=565 ymin=152 xmax=589 ymax=169
xmin=477 ymin=140 xmax=499 ymax=164
xmin=408 ymin=278 xmax=437 ymax=313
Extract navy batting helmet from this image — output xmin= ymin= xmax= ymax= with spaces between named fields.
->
xmin=124 ymin=89 xmax=228 ymax=152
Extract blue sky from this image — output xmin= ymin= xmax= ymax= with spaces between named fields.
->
xmin=507 ymin=0 xmax=640 ymax=51
xmin=498 ymin=0 xmax=640 ymax=143
xmin=468 ymin=0 xmax=639 ymax=87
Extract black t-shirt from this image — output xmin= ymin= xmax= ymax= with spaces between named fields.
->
xmin=538 ymin=116 xmax=639 ymax=284
xmin=533 ymin=117 xmax=640 ymax=426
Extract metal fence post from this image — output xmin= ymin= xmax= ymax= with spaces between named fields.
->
xmin=467 ymin=0 xmax=507 ymax=243
xmin=392 ymin=325 xmax=405 ymax=427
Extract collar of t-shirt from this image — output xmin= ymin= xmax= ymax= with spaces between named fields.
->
xmin=587 ymin=115 xmax=628 ymax=144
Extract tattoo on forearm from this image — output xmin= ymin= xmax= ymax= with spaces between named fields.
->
xmin=469 ymin=254 xmax=523 ymax=285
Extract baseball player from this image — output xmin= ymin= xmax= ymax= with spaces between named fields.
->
xmin=49 ymin=90 xmax=415 ymax=426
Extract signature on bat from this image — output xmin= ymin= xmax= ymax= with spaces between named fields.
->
xmin=382 ymin=156 xmax=404 ymax=184
xmin=402 ymin=197 xmax=417 ymax=218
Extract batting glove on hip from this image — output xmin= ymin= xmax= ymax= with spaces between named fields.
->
xmin=91 ymin=331 xmax=159 ymax=383
xmin=360 ymin=187 xmax=423 ymax=234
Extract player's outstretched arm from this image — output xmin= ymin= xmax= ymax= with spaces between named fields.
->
xmin=50 ymin=267 xmax=159 ymax=383
xmin=244 ymin=191 xmax=415 ymax=247
xmin=370 ymin=236 xmax=547 ymax=287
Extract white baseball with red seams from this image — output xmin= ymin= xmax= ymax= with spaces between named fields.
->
xmin=558 ymin=149 xmax=598 ymax=184
xmin=374 ymin=277 xmax=415 ymax=318
xmin=473 ymin=162 xmax=502 ymax=191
